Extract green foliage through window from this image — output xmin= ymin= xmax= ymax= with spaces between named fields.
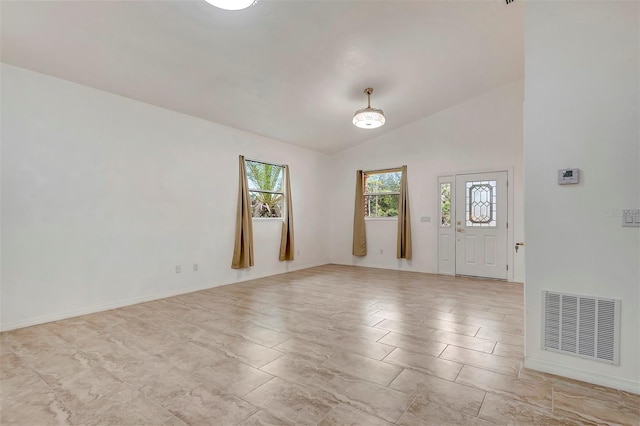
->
xmin=441 ymin=183 xmax=451 ymax=227
xmin=245 ymin=160 xmax=284 ymax=218
xmin=364 ymin=170 xmax=401 ymax=218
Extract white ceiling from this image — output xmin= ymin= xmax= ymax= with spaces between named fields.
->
xmin=1 ymin=0 xmax=523 ymax=154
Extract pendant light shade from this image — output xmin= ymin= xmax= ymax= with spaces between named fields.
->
xmin=204 ymin=0 xmax=257 ymax=10
xmin=353 ymin=87 xmax=385 ymax=129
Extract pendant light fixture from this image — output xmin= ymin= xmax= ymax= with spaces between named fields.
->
xmin=204 ymin=0 xmax=257 ymax=11
xmin=353 ymin=87 xmax=385 ymax=129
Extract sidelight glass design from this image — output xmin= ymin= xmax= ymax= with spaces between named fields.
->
xmin=440 ymin=183 xmax=451 ymax=227
xmin=466 ymin=180 xmax=497 ymax=227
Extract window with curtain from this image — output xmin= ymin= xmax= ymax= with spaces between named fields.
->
xmin=353 ymin=166 xmax=411 ymax=259
xmin=245 ymin=160 xmax=285 ymax=218
xmin=233 ymin=156 xmax=294 ymax=268
xmin=363 ymin=170 xmax=402 ymax=218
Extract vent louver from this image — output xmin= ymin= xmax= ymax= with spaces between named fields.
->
xmin=543 ymin=291 xmax=619 ymax=364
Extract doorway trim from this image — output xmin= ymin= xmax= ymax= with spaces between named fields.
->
xmin=437 ymin=167 xmax=515 ymax=282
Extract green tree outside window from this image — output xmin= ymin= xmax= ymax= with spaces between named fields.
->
xmin=246 ymin=160 xmax=284 ymax=218
xmin=364 ymin=171 xmax=401 ymax=217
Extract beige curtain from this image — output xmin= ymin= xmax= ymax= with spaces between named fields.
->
xmin=231 ymin=155 xmax=254 ymax=269
xmin=353 ymin=170 xmax=367 ymax=256
xmin=397 ymin=165 xmax=412 ymax=259
xmin=279 ymin=165 xmax=294 ymax=261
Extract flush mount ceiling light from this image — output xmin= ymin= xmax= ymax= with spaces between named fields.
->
xmin=353 ymin=87 xmax=385 ymax=129
xmin=204 ymin=0 xmax=258 ymax=10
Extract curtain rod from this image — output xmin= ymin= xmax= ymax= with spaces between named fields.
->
xmin=363 ymin=166 xmax=405 ymax=175
xmin=243 ymin=156 xmax=287 ymax=168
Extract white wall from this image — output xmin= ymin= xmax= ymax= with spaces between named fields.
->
xmin=0 ymin=64 xmax=330 ymax=331
xmin=328 ymin=81 xmax=524 ymax=282
xmin=524 ymin=1 xmax=639 ymax=393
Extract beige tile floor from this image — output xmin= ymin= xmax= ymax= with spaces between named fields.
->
xmin=1 ymin=265 xmax=638 ymax=425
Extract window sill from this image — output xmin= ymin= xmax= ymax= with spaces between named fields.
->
xmin=365 ymin=217 xmax=398 ymax=221
xmin=252 ymin=217 xmax=284 ymax=222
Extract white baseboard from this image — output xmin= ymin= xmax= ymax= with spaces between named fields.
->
xmin=329 ymin=261 xmax=524 ymax=283
xmin=328 ymin=261 xmax=435 ymax=275
xmin=524 ymin=357 xmax=640 ymax=394
xmin=0 ymin=262 xmax=329 ymax=332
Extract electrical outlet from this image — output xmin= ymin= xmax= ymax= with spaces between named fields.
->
xmin=193 ymin=264 xmax=199 ymax=272
xmin=175 ymin=265 xmax=182 ymax=273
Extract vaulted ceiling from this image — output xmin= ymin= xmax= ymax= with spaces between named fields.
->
xmin=1 ymin=0 xmax=523 ymax=154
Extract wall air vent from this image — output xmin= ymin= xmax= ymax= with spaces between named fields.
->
xmin=506 ymin=0 xmax=516 ymax=4
xmin=542 ymin=291 xmax=620 ymax=364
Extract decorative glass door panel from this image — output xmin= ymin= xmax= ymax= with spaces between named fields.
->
xmin=455 ymin=172 xmax=507 ymax=279
xmin=466 ymin=180 xmax=497 ymax=227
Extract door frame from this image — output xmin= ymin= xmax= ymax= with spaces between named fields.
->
xmin=437 ymin=167 xmax=515 ymax=282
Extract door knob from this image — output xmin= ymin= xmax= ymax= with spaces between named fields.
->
xmin=515 ymin=242 xmax=525 ymax=253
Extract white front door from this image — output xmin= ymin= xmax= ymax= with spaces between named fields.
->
xmin=454 ymin=172 xmax=508 ymax=279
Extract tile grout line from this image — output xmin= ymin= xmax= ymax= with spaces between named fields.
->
xmin=375 ymin=330 xmax=391 ymax=343
xmin=393 ymin=392 xmax=419 ymax=424
xmin=385 ymin=366 xmax=406 ymax=388
xmin=476 ymin=391 xmax=489 ymax=419
xmin=452 ymin=361 xmax=464 ymax=382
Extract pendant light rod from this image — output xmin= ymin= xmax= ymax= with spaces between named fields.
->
xmin=365 ymin=87 xmax=373 ymax=108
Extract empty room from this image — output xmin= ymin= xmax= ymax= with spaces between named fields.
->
xmin=1 ymin=0 xmax=638 ymax=425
